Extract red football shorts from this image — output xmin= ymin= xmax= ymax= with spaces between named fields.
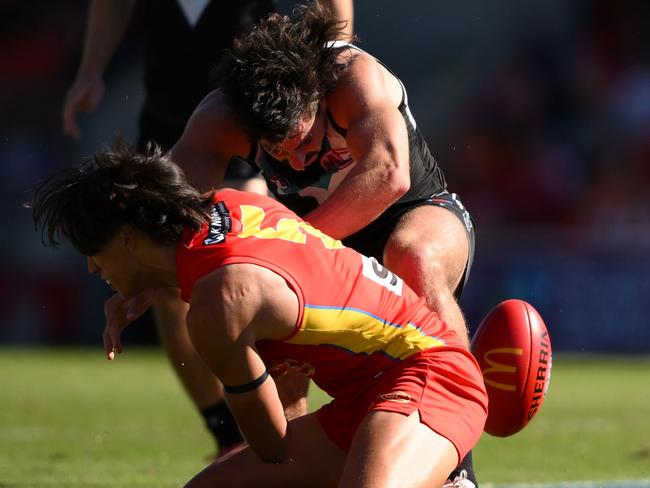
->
xmin=315 ymin=348 xmax=488 ymax=463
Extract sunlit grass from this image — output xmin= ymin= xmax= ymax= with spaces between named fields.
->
xmin=0 ymin=348 xmax=648 ymax=486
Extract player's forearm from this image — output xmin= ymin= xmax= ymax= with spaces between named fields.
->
xmin=303 ymin=160 xmax=408 ymax=239
xmin=77 ymin=0 xmax=136 ymax=78
xmin=225 ymin=380 xmax=290 ymax=464
xmin=187 ymin=297 xmax=291 ymax=463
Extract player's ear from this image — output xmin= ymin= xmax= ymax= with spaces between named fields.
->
xmin=120 ymin=225 xmax=138 ymax=253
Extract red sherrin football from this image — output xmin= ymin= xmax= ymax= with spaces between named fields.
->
xmin=471 ymin=299 xmax=552 ymax=437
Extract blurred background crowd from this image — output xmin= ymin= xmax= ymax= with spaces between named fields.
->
xmin=2 ymin=0 xmax=648 ymax=352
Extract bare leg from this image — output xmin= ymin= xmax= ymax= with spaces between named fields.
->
xmin=340 ymin=410 xmax=458 ymax=488
xmin=184 ymin=413 xmax=346 ymax=487
xmin=152 ymin=287 xmax=224 ymax=408
xmin=383 ymin=205 xmax=470 ymax=348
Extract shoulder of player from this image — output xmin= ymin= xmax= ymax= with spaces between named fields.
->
xmin=186 ymin=265 xmax=262 ymax=345
xmin=189 ymin=263 xmax=260 ymax=307
xmin=185 ymin=90 xmax=251 ymax=155
xmin=333 ymin=47 xmax=381 ymax=88
xmin=188 ymin=263 xmax=299 ymax=342
xmin=327 ymin=50 xmax=401 ymax=124
xmin=189 ymin=261 xmax=293 ymax=317
xmin=193 ymin=89 xmax=229 ymax=120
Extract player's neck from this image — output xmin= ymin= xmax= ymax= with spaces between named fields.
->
xmin=137 ymin=241 xmax=179 ymax=289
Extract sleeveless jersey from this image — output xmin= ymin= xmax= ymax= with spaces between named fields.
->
xmin=246 ymin=42 xmax=446 ymax=217
xmin=176 ymin=189 xmax=467 ymax=401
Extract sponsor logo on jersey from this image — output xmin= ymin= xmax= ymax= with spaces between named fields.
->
xmin=268 ymin=174 xmax=290 ymax=191
xmin=319 ymin=148 xmax=353 ymax=172
xmin=204 ymin=201 xmax=231 ymax=246
xmin=378 ymin=391 xmax=412 ymax=403
xmin=268 ymin=359 xmax=316 ymax=378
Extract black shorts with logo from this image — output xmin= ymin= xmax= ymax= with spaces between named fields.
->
xmin=342 ymin=191 xmax=476 ymax=298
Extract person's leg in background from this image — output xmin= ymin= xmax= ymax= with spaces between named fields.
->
xmin=152 ymin=287 xmax=244 ymax=453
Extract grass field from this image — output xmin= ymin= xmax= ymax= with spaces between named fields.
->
xmin=1 ymin=348 xmax=649 ymax=487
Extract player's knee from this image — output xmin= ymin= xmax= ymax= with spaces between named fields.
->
xmin=384 ymin=240 xmax=455 ymax=291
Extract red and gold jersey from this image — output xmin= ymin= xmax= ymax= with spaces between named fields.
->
xmin=176 ymin=189 xmax=470 ymax=400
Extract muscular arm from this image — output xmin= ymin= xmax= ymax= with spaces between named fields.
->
xmin=186 ymin=264 xmax=299 ymax=463
xmin=303 ymin=53 xmax=411 ymax=239
xmin=170 ymin=91 xmax=251 ymax=193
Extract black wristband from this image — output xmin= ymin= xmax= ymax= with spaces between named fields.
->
xmin=223 ymin=370 xmax=269 ymax=394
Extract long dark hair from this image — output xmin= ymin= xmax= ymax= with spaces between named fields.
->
xmin=30 ymin=138 xmax=212 ymax=255
xmin=214 ymin=0 xmax=353 ymax=142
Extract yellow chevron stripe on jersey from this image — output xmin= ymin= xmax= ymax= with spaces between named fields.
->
xmin=287 ymin=305 xmax=447 ymax=360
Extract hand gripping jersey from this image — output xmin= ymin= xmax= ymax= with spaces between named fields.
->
xmin=176 ymin=189 xmax=477 ymax=403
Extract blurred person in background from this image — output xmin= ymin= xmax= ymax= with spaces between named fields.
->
xmin=61 ymin=0 xmax=354 ymax=457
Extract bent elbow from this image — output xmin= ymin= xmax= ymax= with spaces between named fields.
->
xmin=250 ymin=422 xmax=292 ymax=465
xmin=385 ymin=165 xmax=410 ymax=200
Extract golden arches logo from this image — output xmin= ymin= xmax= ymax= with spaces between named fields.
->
xmin=482 ymin=347 xmax=524 ymax=392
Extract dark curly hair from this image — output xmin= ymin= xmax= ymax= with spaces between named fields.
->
xmin=214 ymin=0 xmax=354 ymax=142
xmin=29 ymin=138 xmax=212 ymax=256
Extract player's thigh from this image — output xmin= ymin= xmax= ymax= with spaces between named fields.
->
xmin=184 ymin=413 xmax=346 ymax=487
xmin=383 ymin=204 xmax=470 ymax=292
xmin=340 ymin=410 xmax=458 ymax=488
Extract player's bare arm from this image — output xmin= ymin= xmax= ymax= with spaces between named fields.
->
xmin=101 ymin=286 xmax=309 ymax=418
xmin=171 ymin=90 xmax=252 ymax=193
xmin=303 ymin=51 xmax=411 ymax=239
xmin=186 ymin=263 xmax=299 ymax=463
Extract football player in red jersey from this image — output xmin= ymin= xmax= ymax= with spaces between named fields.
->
xmin=31 ymin=140 xmax=487 ymax=488
xmin=61 ymin=0 xmax=355 ymax=458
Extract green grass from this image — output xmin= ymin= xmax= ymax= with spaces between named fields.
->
xmin=474 ymin=355 xmax=650 ymax=483
xmin=0 ymin=348 xmax=648 ymax=486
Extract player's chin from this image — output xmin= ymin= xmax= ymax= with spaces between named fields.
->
xmin=115 ymin=284 xmax=137 ymax=301
xmin=118 ymin=277 xmax=152 ymax=301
